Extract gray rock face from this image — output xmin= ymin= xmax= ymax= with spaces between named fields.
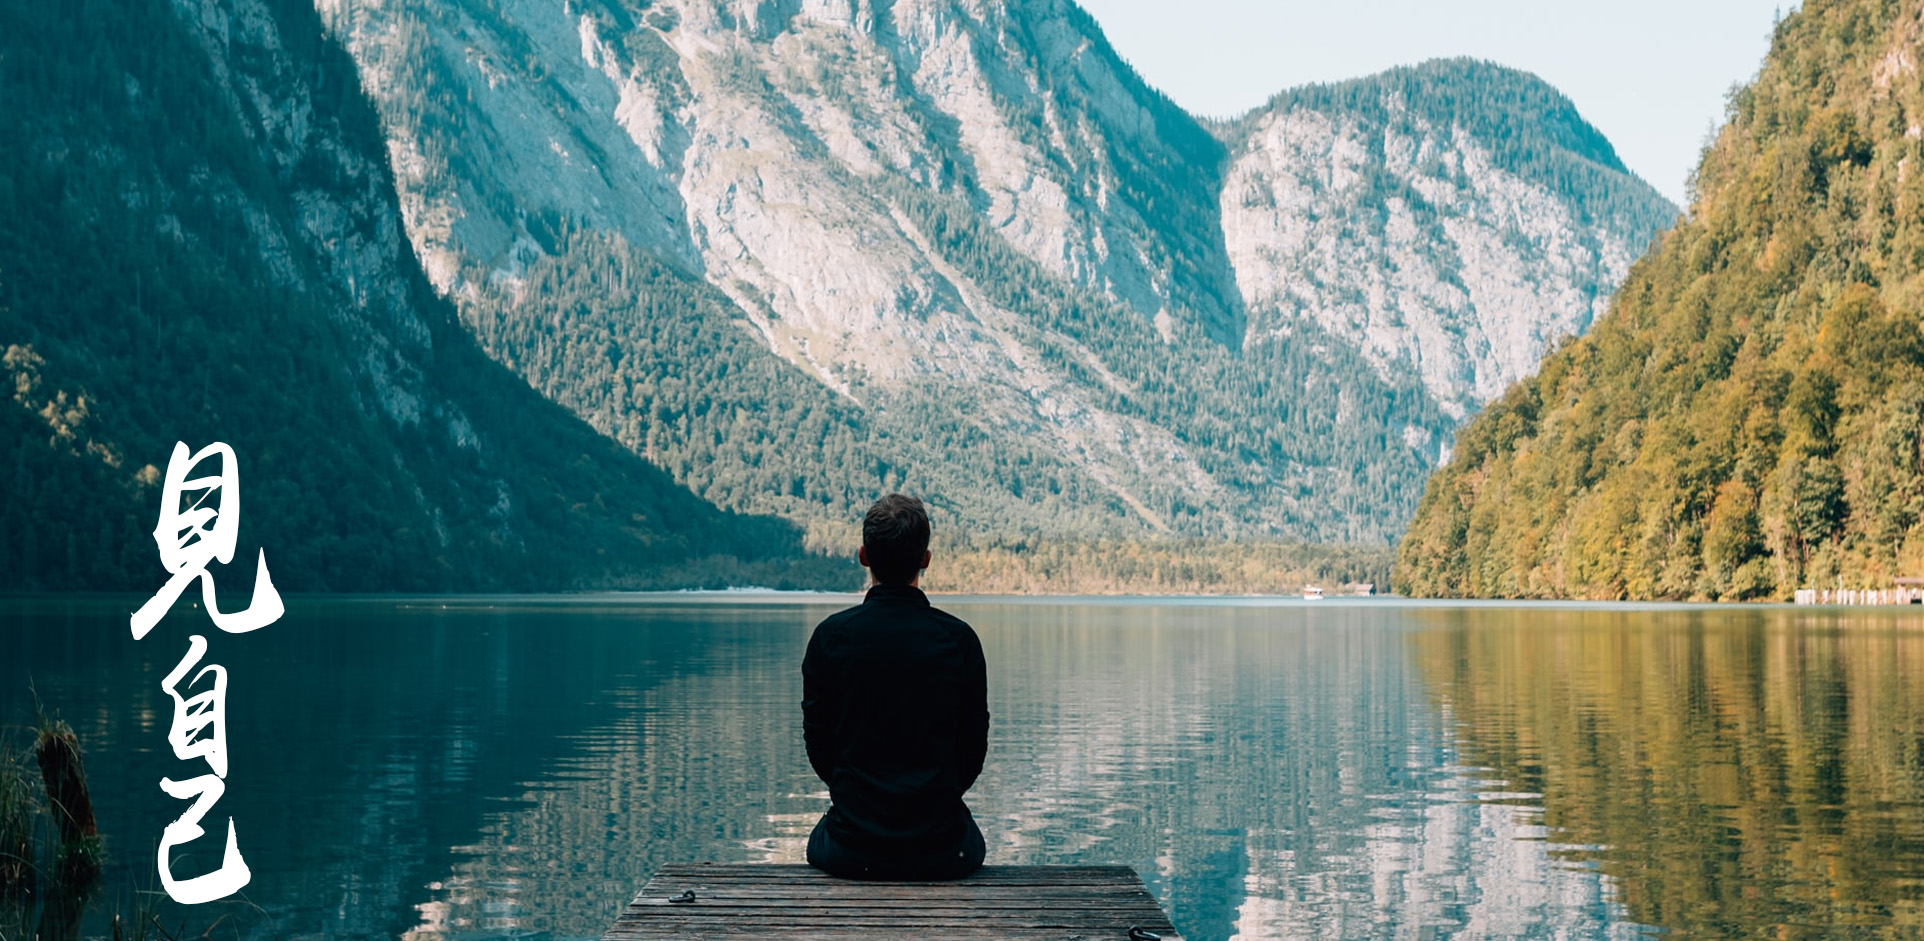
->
xmin=169 ymin=0 xmax=460 ymax=449
xmin=1223 ymin=69 xmax=1672 ymax=418
xmin=319 ymin=0 xmax=1237 ymax=352
xmin=3 ymin=0 xmax=821 ymax=591
xmin=310 ymin=0 xmax=1674 ymax=541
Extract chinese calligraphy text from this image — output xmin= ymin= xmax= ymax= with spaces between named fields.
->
xmin=131 ymin=441 xmax=283 ymax=905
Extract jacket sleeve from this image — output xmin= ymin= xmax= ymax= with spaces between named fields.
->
xmin=957 ymin=627 xmax=990 ymax=792
xmin=801 ymin=627 xmax=834 ymax=785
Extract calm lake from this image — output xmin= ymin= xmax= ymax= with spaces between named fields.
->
xmin=4 ymin=596 xmax=1923 ymax=940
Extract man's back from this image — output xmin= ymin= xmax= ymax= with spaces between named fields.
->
xmin=802 ymin=584 xmax=989 ymax=861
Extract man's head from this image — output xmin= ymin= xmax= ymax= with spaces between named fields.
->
xmin=859 ymin=494 xmax=932 ymax=586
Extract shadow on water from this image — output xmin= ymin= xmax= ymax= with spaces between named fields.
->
xmin=1410 ymin=605 xmax=1924 ymax=939
xmin=0 ymin=595 xmax=805 ymax=939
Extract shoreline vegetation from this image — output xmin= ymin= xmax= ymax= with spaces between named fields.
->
xmin=920 ymin=539 xmax=1390 ymax=596
xmin=1394 ymin=0 xmax=1924 ymax=603
xmin=0 ymin=539 xmax=1393 ymax=598
xmin=3 ymin=707 xmax=110 ymax=941
xmin=11 ymin=0 xmax=1917 ymax=609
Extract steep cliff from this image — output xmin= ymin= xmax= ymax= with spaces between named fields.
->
xmin=0 ymin=0 xmax=844 ymax=591
xmin=1397 ymin=0 xmax=1924 ymax=599
xmin=1224 ymin=60 xmax=1676 ymax=419
xmin=319 ymin=0 xmax=1672 ymax=545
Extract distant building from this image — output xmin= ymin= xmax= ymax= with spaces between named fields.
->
xmin=1794 ymin=578 xmax=1924 ymax=604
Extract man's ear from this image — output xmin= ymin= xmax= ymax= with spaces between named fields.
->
xmin=919 ymin=549 xmax=931 ymax=571
xmin=858 ymin=546 xmax=871 ymax=568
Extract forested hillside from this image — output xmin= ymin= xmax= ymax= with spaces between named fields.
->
xmin=310 ymin=0 xmax=1674 ymax=549
xmin=1252 ymin=60 xmax=1669 ymax=236
xmin=1 ymin=0 xmax=1684 ymax=592
xmin=463 ymin=196 xmax=1445 ymax=550
xmin=1225 ymin=59 xmax=1676 ymax=419
xmin=0 ymin=0 xmax=848 ymax=592
xmin=1397 ymin=0 xmax=1924 ymax=599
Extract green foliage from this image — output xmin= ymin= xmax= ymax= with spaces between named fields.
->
xmin=0 ymin=740 xmax=29 ymax=896
xmin=926 ymin=538 xmax=1393 ymax=595
xmin=0 ymin=0 xmax=1435 ymax=592
xmin=458 ymin=190 xmax=1450 ymax=552
xmin=0 ymin=0 xmax=851 ymax=592
xmin=1396 ymin=0 xmax=1924 ymax=599
xmin=0 ymin=0 xmax=1686 ymax=593
xmin=365 ymin=0 xmax=1607 ymax=553
xmin=1250 ymin=58 xmax=1678 ymax=236
xmin=996 ymin=2 xmax=1243 ymax=342
xmin=881 ymin=178 xmax=1452 ymax=543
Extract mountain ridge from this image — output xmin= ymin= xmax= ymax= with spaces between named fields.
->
xmin=0 ymin=0 xmax=1681 ymax=591
xmin=0 ymin=0 xmax=849 ymax=592
xmin=1395 ymin=0 xmax=1924 ymax=600
xmin=1223 ymin=56 xmax=1678 ymax=418
xmin=320 ymin=0 xmax=1675 ymax=548
xmin=1230 ymin=58 xmax=1654 ymax=227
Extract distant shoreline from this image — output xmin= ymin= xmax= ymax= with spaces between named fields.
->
xmin=0 ymin=592 xmax=1857 ymax=613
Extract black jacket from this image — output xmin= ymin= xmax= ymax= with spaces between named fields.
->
xmin=802 ymin=584 xmax=989 ymax=852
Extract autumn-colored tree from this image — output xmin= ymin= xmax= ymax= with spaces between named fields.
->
xmin=1398 ymin=0 xmax=1924 ymax=600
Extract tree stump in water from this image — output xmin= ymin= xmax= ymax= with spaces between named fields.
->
xmin=34 ymin=721 xmax=101 ymax=885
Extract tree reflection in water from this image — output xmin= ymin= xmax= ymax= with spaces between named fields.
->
xmin=1412 ymin=606 xmax=1924 ymax=939
xmin=4 ymin=597 xmax=1736 ymax=941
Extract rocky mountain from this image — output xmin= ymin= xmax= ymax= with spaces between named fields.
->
xmin=1396 ymin=0 xmax=1924 ymax=599
xmin=1 ymin=0 xmax=1677 ymax=593
xmin=0 ymin=0 xmax=846 ymax=591
xmin=315 ymin=0 xmax=1674 ymax=547
xmin=1224 ymin=60 xmax=1677 ymax=419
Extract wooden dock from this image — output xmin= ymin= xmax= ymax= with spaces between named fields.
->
xmin=604 ymin=863 xmax=1186 ymax=940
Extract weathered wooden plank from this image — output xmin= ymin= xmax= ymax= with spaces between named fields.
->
xmin=615 ymin=900 xmax=1169 ymax=915
xmin=649 ymin=865 xmax=1141 ymax=883
xmin=607 ymin=927 xmax=1177 ymax=935
xmin=607 ymin=915 xmax=1169 ymax=923
xmin=635 ymin=882 xmax=1150 ymax=895
xmin=609 ymin=931 xmax=1178 ymax=941
xmin=652 ymin=864 xmax=1134 ymax=875
xmin=609 ymin=933 xmax=1169 ymax=939
xmin=623 ymin=910 xmax=1159 ymax=916
xmin=606 ymin=864 xmax=1184 ymax=941
xmin=626 ymin=902 xmax=1161 ymax=913
xmin=633 ymin=887 xmax=1157 ymax=898
xmin=624 ymin=896 xmax=1160 ymax=910
xmin=645 ymin=866 xmax=1140 ymax=880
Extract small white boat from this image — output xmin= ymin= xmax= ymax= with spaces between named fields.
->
xmin=1302 ymin=585 xmax=1324 ymax=600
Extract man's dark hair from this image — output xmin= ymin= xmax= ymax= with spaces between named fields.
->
xmin=863 ymin=494 xmax=931 ymax=585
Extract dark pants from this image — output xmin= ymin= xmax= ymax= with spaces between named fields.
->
xmin=806 ymin=814 xmax=986 ymax=881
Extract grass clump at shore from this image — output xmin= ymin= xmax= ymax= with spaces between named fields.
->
xmin=0 ymin=738 xmax=33 ymax=896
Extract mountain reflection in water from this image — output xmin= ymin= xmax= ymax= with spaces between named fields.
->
xmin=37 ymin=597 xmax=1918 ymax=939
xmin=1412 ymin=606 xmax=1924 ymax=939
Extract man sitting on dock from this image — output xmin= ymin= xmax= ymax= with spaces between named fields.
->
xmin=802 ymin=494 xmax=990 ymax=880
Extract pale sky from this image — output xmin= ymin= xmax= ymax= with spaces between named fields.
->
xmin=1074 ymin=0 xmax=1793 ymax=207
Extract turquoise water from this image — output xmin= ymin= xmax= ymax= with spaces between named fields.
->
xmin=5 ymin=596 xmax=1922 ymax=939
